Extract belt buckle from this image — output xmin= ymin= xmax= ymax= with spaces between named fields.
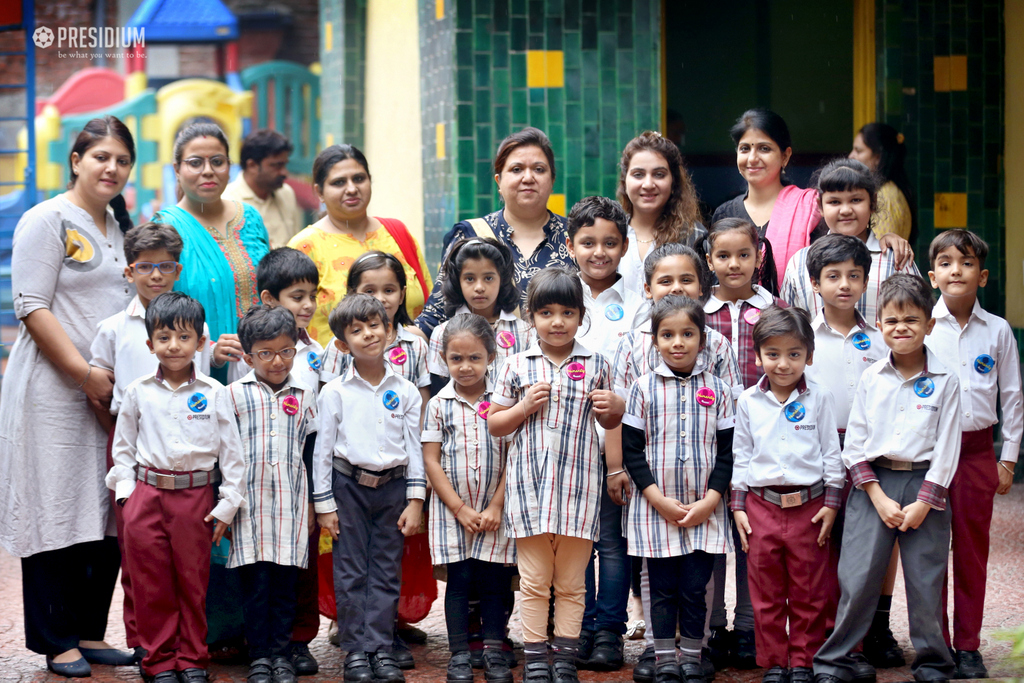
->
xmin=358 ymin=471 xmax=381 ymax=488
xmin=780 ymin=492 xmax=803 ymax=508
xmin=891 ymin=460 xmax=913 ymax=471
xmin=155 ymin=473 xmax=177 ymax=490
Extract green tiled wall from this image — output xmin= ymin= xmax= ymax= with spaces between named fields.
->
xmin=320 ymin=0 xmax=367 ymax=150
xmin=875 ymin=0 xmax=1005 ymax=315
xmin=419 ymin=0 xmax=662 ymax=267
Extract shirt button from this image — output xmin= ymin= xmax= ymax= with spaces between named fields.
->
xmin=270 ymin=413 xmax=277 ymax=420
xmin=270 ymin=430 xmax=276 ymax=436
xmin=553 ymin=395 xmax=559 ymax=402
xmin=847 ymin=359 xmax=852 ymax=364
xmin=378 ymin=419 xmax=383 ymax=424
xmin=962 ymin=361 xmax=967 ymax=366
xmin=966 ymin=412 xmax=971 ymax=418
xmin=681 ymin=415 xmax=687 ymax=421
xmin=896 ymin=430 xmax=901 ymax=435
xmin=473 ymin=440 xmax=479 ymax=445
xmin=849 ymin=381 xmax=854 ymax=387
xmin=680 ymin=431 xmax=686 ymax=437
xmin=379 ymin=446 xmax=384 ymax=451
xmin=899 ymin=406 xmax=904 ymax=411
xmin=781 ymin=435 xmax=786 ymax=440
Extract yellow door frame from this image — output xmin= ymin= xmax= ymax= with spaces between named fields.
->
xmin=853 ymin=0 xmax=877 ymax=134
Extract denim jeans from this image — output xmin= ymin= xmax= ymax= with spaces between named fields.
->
xmin=582 ymin=486 xmax=631 ymax=634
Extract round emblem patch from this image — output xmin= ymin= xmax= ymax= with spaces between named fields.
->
xmin=496 ymin=330 xmax=516 ymax=349
xmin=188 ymin=392 xmax=208 ymax=413
xmin=605 ymin=304 xmax=625 ymax=321
xmin=743 ymin=308 xmax=761 ymax=325
xmin=695 ymin=387 xmax=716 ymax=407
xmin=913 ymin=377 xmax=935 ymax=398
xmin=282 ymin=395 xmax=300 ymax=415
xmin=307 ymin=351 xmax=321 ymax=371
xmin=388 ymin=347 xmax=408 ymax=365
xmin=382 ymin=390 xmax=400 ymax=410
xmin=974 ymin=354 xmax=995 ymax=374
xmin=477 ymin=401 xmax=491 ymax=420
xmin=566 ymin=362 xmax=586 ymax=381
xmin=784 ymin=402 xmax=806 ymax=423
xmin=852 ymin=332 xmax=871 ymax=351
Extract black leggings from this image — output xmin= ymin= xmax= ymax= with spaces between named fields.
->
xmin=236 ymin=562 xmax=300 ymax=660
xmin=647 ymin=551 xmax=716 ymax=641
xmin=445 ymin=559 xmax=516 ymax=652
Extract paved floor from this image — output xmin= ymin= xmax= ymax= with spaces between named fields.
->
xmin=2 ymin=488 xmax=1023 ymax=682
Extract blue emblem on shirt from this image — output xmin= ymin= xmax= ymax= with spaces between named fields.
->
xmin=784 ymin=402 xmax=806 ymax=423
xmin=974 ymin=354 xmax=995 ymax=374
xmin=382 ymin=390 xmax=400 ymax=410
xmin=605 ymin=304 xmax=625 ymax=321
xmin=851 ymin=332 xmax=871 ymax=351
xmin=913 ymin=377 xmax=935 ymax=398
xmin=188 ymin=392 xmax=208 ymax=413
xmin=308 ymin=351 xmax=321 ymax=372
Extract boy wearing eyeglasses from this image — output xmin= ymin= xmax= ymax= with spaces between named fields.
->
xmin=90 ymin=222 xmax=213 ymax=661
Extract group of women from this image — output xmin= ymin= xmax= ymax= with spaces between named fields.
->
xmin=0 ymin=108 xmax=915 ymax=669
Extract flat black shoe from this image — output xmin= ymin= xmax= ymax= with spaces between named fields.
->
xmin=680 ymin=661 xmax=706 ymax=683
xmin=290 ymin=643 xmax=319 ymax=676
xmin=706 ymin=627 xmax=731 ymax=670
xmin=80 ymin=646 xmax=138 ymax=666
xmin=655 ymin=659 xmax=681 ymax=683
xmin=248 ymin=658 xmax=274 ymax=683
xmin=733 ymin=630 xmax=757 ymax=670
xmin=446 ymin=651 xmax=474 ymax=683
xmin=523 ymin=660 xmax=553 ymax=683
xmin=391 ymin=636 xmax=415 ymax=670
xmin=272 ymin=656 xmax=297 ymax=683
xmin=344 ymin=652 xmax=375 ymax=683
xmin=587 ymin=630 xmax=624 ymax=671
xmin=370 ymin=651 xmax=405 ymax=683
xmin=575 ymin=630 xmax=595 ymax=667
xmin=790 ymin=667 xmax=813 ymax=683
xmin=145 ymin=671 xmax=180 ymax=683
xmin=762 ymin=666 xmax=789 ymax=683
xmin=633 ymin=646 xmax=656 ymax=683
xmin=956 ymin=650 xmax=987 ymax=679
xmin=848 ymin=653 xmax=876 ymax=683
xmin=483 ymin=647 xmax=513 ymax=683
xmin=180 ymin=668 xmax=209 ymax=683
xmin=812 ymin=675 xmax=845 ymax=683
xmin=862 ymin=625 xmax=904 ymax=669
xmin=700 ymin=648 xmax=716 ymax=681
xmin=552 ymin=658 xmax=579 ymax=682
xmin=397 ymin=625 xmax=428 ymax=645
xmin=46 ymin=655 xmax=92 ymax=678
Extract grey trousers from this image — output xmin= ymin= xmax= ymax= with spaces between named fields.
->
xmin=813 ymin=467 xmax=955 ymax=682
xmin=331 ymin=469 xmax=406 ymax=653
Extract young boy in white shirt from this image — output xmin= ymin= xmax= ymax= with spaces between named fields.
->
xmin=107 ymin=292 xmax=246 ymax=683
xmin=312 ymin=294 xmax=425 ymax=683
xmin=731 ymin=306 xmax=844 ymax=683
xmin=813 ymin=274 xmax=960 ymax=683
xmin=925 ymin=229 xmax=1022 ymax=679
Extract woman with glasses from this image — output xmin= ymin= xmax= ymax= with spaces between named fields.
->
xmin=156 ymin=122 xmax=271 ymax=384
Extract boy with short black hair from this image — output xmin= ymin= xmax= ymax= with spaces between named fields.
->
xmin=813 ymin=273 xmax=961 ymax=683
xmin=107 ymin=292 xmax=246 ymax=683
xmin=732 ymin=306 xmax=844 ymax=683
xmin=312 ymin=294 xmax=425 ymax=683
xmin=926 ymin=229 xmax=1022 ymax=679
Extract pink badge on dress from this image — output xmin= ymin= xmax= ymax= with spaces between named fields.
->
xmin=477 ymin=401 xmax=491 ymax=420
xmin=389 ymin=347 xmax=408 ymax=365
xmin=743 ymin=308 xmax=761 ymax=325
xmin=497 ymin=330 xmax=516 ymax=349
xmin=566 ymin=362 xmax=586 ymax=381
xmin=695 ymin=387 xmax=716 ymax=407
xmin=282 ymin=395 xmax=300 ymax=415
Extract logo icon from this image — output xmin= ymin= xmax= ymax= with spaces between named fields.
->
xmin=388 ymin=347 xmax=408 ymax=365
xmin=496 ymin=330 xmax=516 ymax=349
xmin=784 ymin=402 xmax=806 ymax=423
xmin=695 ymin=387 xmax=716 ymax=407
xmin=913 ymin=376 xmax=935 ymax=398
xmin=566 ymin=362 xmax=586 ymax=381
xmin=974 ymin=354 xmax=995 ymax=374
xmin=852 ymin=332 xmax=871 ymax=351
xmin=477 ymin=401 xmax=491 ymax=420
xmin=33 ymin=26 xmax=54 ymax=48
xmin=605 ymin=304 xmax=624 ymax=321
xmin=282 ymin=395 xmax=300 ymax=416
xmin=188 ymin=392 xmax=208 ymax=413
xmin=743 ymin=308 xmax=761 ymax=325
xmin=382 ymin=390 xmax=400 ymax=410
xmin=307 ymin=351 xmax=321 ymax=371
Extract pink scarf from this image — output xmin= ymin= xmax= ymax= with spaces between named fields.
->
xmin=765 ymin=184 xmax=821 ymax=287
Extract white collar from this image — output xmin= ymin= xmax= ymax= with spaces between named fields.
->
xmin=704 ymin=284 xmax=774 ymax=313
xmin=126 ymin=295 xmax=146 ymax=319
xmin=453 ymin=304 xmax=518 ymax=322
xmin=238 ymin=369 xmax=305 ymax=395
xmin=932 ymin=297 xmax=989 ymax=325
xmin=523 ymin=340 xmax=594 ymax=362
xmin=436 ymin=379 xmax=491 ymax=405
xmin=341 ymin=360 xmax=397 ymax=387
xmin=650 ymin=355 xmax=709 ymax=379
xmin=810 ymin=308 xmax=875 ymax=334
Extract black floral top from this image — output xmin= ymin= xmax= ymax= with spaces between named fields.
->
xmin=415 ymin=210 xmax=573 ymax=336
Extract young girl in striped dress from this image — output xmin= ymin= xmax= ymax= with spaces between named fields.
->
xmin=488 ymin=268 xmax=626 ymax=683
xmin=422 ymin=313 xmax=516 ymax=683
xmin=621 ymin=295 xmax=735 ymax=683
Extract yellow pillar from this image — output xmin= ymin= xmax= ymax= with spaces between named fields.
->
xmin=1006 ymin=2 xmax=1024 ymax=326
xmin=363 ymin=0 xmax=425 ymax=246
xmin=852 ymin=0 xmax=877 ymax=135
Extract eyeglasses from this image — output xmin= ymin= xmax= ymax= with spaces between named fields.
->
xmin=254 ymin=348 xmax=297 ymax=362
xmin=131 ymin=260 xmax=179 ymax=275
xmin=182 ymin=155 xmax=229 ymax=172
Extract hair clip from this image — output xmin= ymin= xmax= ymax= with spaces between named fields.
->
xmin=896 ymin=132 xmax=905 ymax=144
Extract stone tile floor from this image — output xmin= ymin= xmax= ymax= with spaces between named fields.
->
xmin=2 ymin=488 xmax=1023 ymax=682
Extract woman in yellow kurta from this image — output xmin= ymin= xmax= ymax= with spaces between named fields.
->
xmin=288 ymin=145 xmax=431 ymax=344
xmin=850 ymin=122 xmax=916 ymax=242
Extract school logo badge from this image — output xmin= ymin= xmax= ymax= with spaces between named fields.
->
xmin=743 ymin=308 xmax=761 ymax=325
xmin=695 ymin=387 xmax=716 ymax=407
xmin=605 ymin=304 xmax=625 ymax=321
xmin=913 ymin=376 xmax=935 ymax=398
xmin=477 ymin=401 xmax=491 ymax=420
xmin=382 ymin=390 xmax=400 ymax=410
xmin=307 ymin=351 xmax=321 ymax=371
xmin=188 ymin=392 xmax=208 ymax=413
xmin=282 ymin=395 xmax=300 ymax=415
xmin=496 ymin=330 xmax=516 ymax=349
xmin=389 ymin=347 xmax=408 ymax=365
xmin=784 ymin=402 xmax=806 ymax=423
xmin=852 ymin=332 xmax=871 ymax=351
xmin=974 ymin=354 xmax=995 ymax=374
xmin=566 ymin=362 xmax=586 ymax=380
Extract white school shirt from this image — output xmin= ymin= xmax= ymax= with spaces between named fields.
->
xmin=291 ymin=330 xmax=325 ymax=395
xmin=780 ymin=233 xmax=920 ymax=325
xmin=577 ymin=275 xmax=647 ymax=359
xmin=844 ymin=348 xmax=962 ymax=509
xmin=427 ymin=306 xmax=534 ymax=382
xmin=311 ymin=363 xmax=425 ymax=514
xmin=731 ymin=375 xmax=845 ymax=508
xmin=621 ymin=361 xmax=734 ymax=557
xmin=421 ymin=381 xmax=515 ymax=565
xmin=90 ymin=295 xmax=213 ymax=414
xmin=106 ymin=366 xmax=247 ymax=524
xmin=926 ymin=298 xmax=1023 ymax=463
xmin=617 ymin=225 xmax=651 ymax=297
xmin=319 ymin=325 xmax=430 ymax=387
xmin=227 ymin=371 xmax=317 ymax=569
xmin=804 ymin=310 xmax=885 ymax=430
xmin=493 ymin=341 xmax=611 ymax=541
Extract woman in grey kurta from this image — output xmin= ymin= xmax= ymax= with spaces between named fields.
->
xmin=0 ymin=116 xmax=137 ymax=675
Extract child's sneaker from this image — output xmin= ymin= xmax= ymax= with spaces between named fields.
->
xmin=655 ymin=659 xmax=681 ymax=683
xmin=552 ymin=658 xmax=579 ymax=682
xmin=760 ymin=666 xmax=789 ymax=683
xmin=369 ymin=651 xmax=405 ymax=683
xmin=247 ymin=658 xmax=273 ymax=683
xmin=679 ymin=661 xmax=706 ymax=683
xmin=482 ymin=647 xmax=513 ymax=683
xmin=343 ymin=652 xmax=374 ymax=683
xmin=523 ymin=660 xmax=552 ymax=683
xmin=446 ymin=651 xmax=474 ymax=683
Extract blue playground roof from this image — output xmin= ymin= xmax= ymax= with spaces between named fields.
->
xmin=127 ymin=0 xmax=238 ymax=43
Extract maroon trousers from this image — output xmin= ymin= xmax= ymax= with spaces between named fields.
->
xmin=746 ymin=492 xmax=831 ymax=668
xmin=122 ymin=479 xmax=215 ymax=675
xmin=106 ymin=425 xmax=138 ymax=648
xmin=943 ymin=428 xmax=999 ymax=651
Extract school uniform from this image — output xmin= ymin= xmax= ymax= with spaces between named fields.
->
xmin=319 ymin=325 xmax=430 ymax=388
xmin=493 ymin=341 xmax=611 ymax=644
xmin=704 ymin=284 xmax=787 ymax=390
xmin=814 ymin=349 xmax=960 ymax=682
xmin=427 ymin=306 xmax=533 ymax=382
xmin=780 ymin=233 xmax=920 ymax=325
xmin=926 ymin=298 xmax=1023 ymax=652
xmin=731 ymin=375 xmax=844 ymax=669
xmin=106 ymin=366 xmax=246 ymax=676
xmin=804 ymin=311 xmax=884 ymax=431
xmin=311 ymin=363 xmax=425 ymax=654
xmin=577 ymin=276 xmax=647 ymax=358
xmin=422 ymin=381 xmax=515 ymax=651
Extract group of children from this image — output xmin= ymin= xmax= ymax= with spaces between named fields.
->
xmin=98 ymin=156 xmax=1020 ymax=683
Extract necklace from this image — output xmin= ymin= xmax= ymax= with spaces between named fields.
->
xmin=634 ymin=236 xmax=655 ymax=244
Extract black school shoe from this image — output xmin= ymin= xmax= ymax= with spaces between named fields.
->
xmin=586 ymin=630 xmax=624 ymax=671
xmin=290 ymin=643 xmax=318 ymax=676
xmin=789 ymin=667 xmax=813 ymax=683
xmin=180 ymin=668 xmax=209 ymax=683
xmin=343 ymin=652 xmax=375 ymax=683
xmin=523 ymin=660 xmax=553 ymax=683
xmin=392 ymin=634 xmax=415 ymax=669
xmin=956 ymin=650 xmax=988 ymax=679
xmin=482 ymin=647 xmax=513 ymax=683
xmin=733 ymin=630 xmax=758 ymax=669
xmin=680 ymin=660 xmax=707 ymax=683
xmin=272 ymin=656 xmax=297 ymax=683
xmin=706 ymin=627 xmax=731 ymax=670
xmin=862 ymin=625 xmax=904 ymax=668
xmin=633 ymin=646 xmax=657 ymax=683
xmin=761 ymin=666 xmax=789 ymax=683
xmin=247 ymin=658 xmax=274 ymax=683
xmin=551 ymin=658 xmax=579 ymax=682
xmin=446 ymin=651 xmax=475 ymax=683
xmin=575 ymin=630 xmax=595 ymax=666
xmin=370 ymin=651 xmax=405 ymax=683
xmin=700 ymin=647 xmax=716 ymax=681
xmin=849 ymin=652 xmax=877 ymax=683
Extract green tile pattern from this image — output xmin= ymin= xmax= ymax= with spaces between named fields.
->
xmin=319 ymin=0 xmax=367 ymax=151
xmin=419 ymin=0 xmax=662 ymax=267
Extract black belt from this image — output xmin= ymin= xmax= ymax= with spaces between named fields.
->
xmin=138 ymin=466 xmax=221 ymax=490
xmin=750 ymin=481 xmax=824 ymax=508
xmin=874 ymin=457 xmax=930 ymax=471
xmin=333 ymin=458 xmax=405 ymax=489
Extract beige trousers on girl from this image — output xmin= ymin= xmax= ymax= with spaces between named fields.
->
xmin=516 ymin=533 xmax=594 ymax=643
